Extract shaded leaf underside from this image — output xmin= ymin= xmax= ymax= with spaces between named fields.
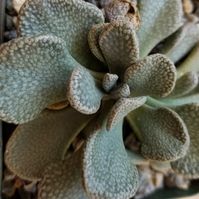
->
xmin=38 ymin=149 xmax=88 ymax=199
xmin=171 ymin=103 xmax=199 ymax=179
xmin=137 ymin=0 xmax=183 ymax=57
xmin=177 ymin=43 xmax=199 ymax=77
xmin=5 ymin=107 xmax=92 ymax=181
xmin=169 ymin=72 xmax=198 ymax=98
xmin=160 ymin=22 xmax=199 ymax=63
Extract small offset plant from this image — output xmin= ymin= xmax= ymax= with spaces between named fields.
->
xmin=0 ymin=0 xmax=199 ymax=198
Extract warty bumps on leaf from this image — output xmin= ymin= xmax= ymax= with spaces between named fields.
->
xmin=1 ymin=0 xmax=199 ymax=199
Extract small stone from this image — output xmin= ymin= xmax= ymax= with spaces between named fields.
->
xmin=183 ymin=0 xmax=194 ymax=14
xmin=135 ymin=165 xmax=164 ymax=199
xmin=165 ymin=172 xmax=190 ymax=190
xmin=12 ymin=0 xmax=26 ymax=13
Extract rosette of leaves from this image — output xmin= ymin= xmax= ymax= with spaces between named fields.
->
xmin=0 ymin=0 xmax=199 ymax=199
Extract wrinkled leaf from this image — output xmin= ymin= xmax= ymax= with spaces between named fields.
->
xmin=88 ymin=23 xmax=109 ymax=63
xmin=67 ymin=67 xmax=103 ymax=114
xmin=124 ymin=54 xmax=176 ymax=97
xmin=128 ymin=105 xmax=189 ymax=161
xmin=5 ymin=107 xmax=92 ymax=181
xmin=107 ymin=97 xmax=146 ymax=130
xmin=38 ymin=150 xmax=88 ymax=199
xmin=19 ymin=0 xmax=104 ymax=69
xmin=83 ymin=107 xmax=139 ymax=199
xmin=99 ymin=20 xmax=139 ymax=76
xmin=0 ymin=35 xmax=76 ymax=123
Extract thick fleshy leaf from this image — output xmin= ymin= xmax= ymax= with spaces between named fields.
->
xmin=159 ymin=94 xmax=199 ymax=106
xmin=171 ymin=103 xmax=199 ymax=179
xmin=38 ymin=150 xmax=88 ymax=199
xmin=110 ymin=83 xmax=130 ymax=99
xmin=169 ymin=72 xmax=198 ymax=98
xmin=124 ymin=54 xmax=176 ymax=97
xmin=88 ymin=23 xmax=109 ymax=63
xmin=19 ymin=0 xmax=104 ymax=69
xmin=177 ymin=43 xmax=199 ymax=77
xmin=67 ymin=67 xmax=103 ymax=114
xmin=137 ymin=0 xmax=183 ymax=57
xmin=5 ymin=107 xmax=92 ymax=181
xmin=83 ymin=113 xmax=139 ymax=199
xmin=128 ymin=106 xmax=189 ymax=161
xmin=107 ymin=97 xmax=146 ymax=130
xmin=99 ymin=20 xmax=139 ymax=76
xmin=0 ymin=35 xmax=77 ymax=123
xmin=160 ymin=22 xmax=199 ymax=63
xmin=102 ymin=73 xmax=118 ymax=92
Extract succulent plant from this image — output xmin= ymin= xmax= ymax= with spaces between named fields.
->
xmin=1 ymin=0 xmax=199 ymax=198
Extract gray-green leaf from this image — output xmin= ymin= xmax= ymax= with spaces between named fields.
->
xmin=0 ymin=35 xmax=76 ymax=123
xmin=5 ymin=107 xmax=92 ymax=181
xmin=38 ymin=150 xmax=88 ymax=199
xmin=83 ymin=113 xmax=139 ymax=199
xmin=19 ymin=0 xmax=104 ymax=69
xmin=128 ymin=105 xmax=189 ymax=161
xmin=124 ymin=54 xmax=176 ymax=97
xmin=99 ymin=20 xmax=139 ymax=77
xmin=137 ymin=0 xmax=183 ymax=57
xmin=171 ymin=103 xmax=199 ymax=179
xmin=67 ymin=67 xmax=104 ymax=114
